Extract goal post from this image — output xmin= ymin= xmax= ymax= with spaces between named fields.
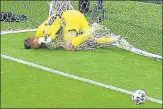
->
xmin=1 ymin=0 xmax=162 ymax=61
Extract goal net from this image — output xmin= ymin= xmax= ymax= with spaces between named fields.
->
xmin=1 ymin=0 xmax=162 ymax=61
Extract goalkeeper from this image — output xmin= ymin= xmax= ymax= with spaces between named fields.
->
xmin=24 ymin=10 xmax=118 ymax=50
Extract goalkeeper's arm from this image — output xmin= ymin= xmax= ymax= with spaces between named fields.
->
xmin=35 ymin=13 xmax=61 ymax=37
xmin=35 ymin=14 xmax=62 ymax=45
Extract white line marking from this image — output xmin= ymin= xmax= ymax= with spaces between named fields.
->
xmin=1 ymin=29 xmax=37 ymax=35
xmin=1 ymin=54 xmax=162 ymax=104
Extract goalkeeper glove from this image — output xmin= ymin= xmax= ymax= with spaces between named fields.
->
xmin=37 ymin=36 xmax=53 ymax=45
xmin=44 ymin=36 xmax=53 ymax=44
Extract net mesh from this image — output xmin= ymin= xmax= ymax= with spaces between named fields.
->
xmin=1 ymin=0 xmax=162 ymax=60
xmin=48 ymin=1 xmax=74 ymax=16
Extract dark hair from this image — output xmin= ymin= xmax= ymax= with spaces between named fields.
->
xmin=24 ymin=38 xmax=31 ymax=49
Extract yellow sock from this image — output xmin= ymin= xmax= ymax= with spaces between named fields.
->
xmin=95 ymin=37 xmax=116 ymax=44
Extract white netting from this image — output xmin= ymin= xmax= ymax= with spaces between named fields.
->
xmin=1 ymin=0 xmax=162 ymax=61
xmin=91 ymin=23 xmax=162 ymax=61
xmin=48 ymin=1 xmax=74 ymax=16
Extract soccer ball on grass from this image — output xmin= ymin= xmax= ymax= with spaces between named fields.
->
xmin=131 ymin=90 xmax=146 ymax=104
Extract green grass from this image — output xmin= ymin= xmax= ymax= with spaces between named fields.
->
xmin=100 ymin=1 xmax=162 ymax=55
xmin=1 ymin=1 xmax=162 ymax=107
xmin=1 ymin=0 xmax=161 ymax=56
xmin=72 ymin=1 xmax=162 ymax=55
xmin=1 ymin=32 xmax=162 ymax=107
xmin=1 ymin=58 xmax=162 ymax=108
xmin=1 ymin=1 xmax=49 ymax=30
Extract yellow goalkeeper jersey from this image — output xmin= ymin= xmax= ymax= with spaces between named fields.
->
xmin=62 ymin=10 xmax=90 ymax=34
xmin=62 ymin=10 xmax=93 ymax=47
xmin=35 ymin=9 xmax=92 ymax=48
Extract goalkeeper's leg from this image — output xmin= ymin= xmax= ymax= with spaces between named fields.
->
xmin=95 ymin=37 xmax=117 ymax=45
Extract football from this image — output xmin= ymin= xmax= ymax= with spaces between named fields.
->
xmin=38 ymin=37 xmax=46 ymax=45
xmin=132 ymin=90 xmax=146 ymax=104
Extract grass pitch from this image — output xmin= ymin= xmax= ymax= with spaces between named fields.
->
xmin=1 ymin=0 xmax=162 ymax=108
xmin=1 ymin=32 xmax=162 ymax=108
xmin=1 ymin=1 xmax=162 ymax=55
xmin=1 ymin=58 xmax=162 ymax=108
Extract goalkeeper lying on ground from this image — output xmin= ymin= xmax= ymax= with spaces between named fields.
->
xmin=24 ymin=10 xmax=118 ymax=51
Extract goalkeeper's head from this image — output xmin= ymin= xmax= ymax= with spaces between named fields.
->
xmin=24 ymin=37 xmax=40 ymax=49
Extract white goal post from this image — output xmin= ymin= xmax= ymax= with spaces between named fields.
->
xmin=1 ymin=0 xmax=162 ymax=61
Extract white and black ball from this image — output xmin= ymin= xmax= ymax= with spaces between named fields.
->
xmin=132 ymin=90 xmax=146 ymax=104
